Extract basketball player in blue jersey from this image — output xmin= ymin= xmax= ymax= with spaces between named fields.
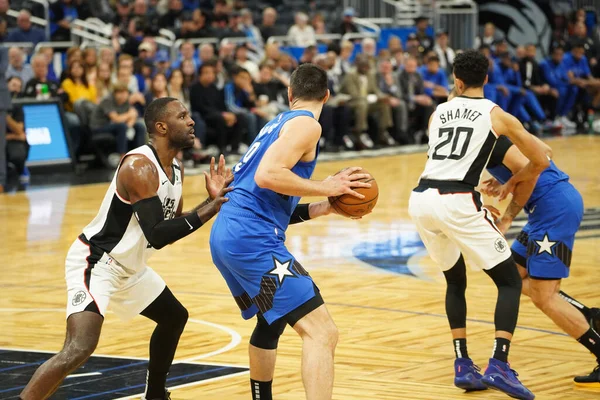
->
xmin=482 ymin=135 xmax=600 ymax=387
xmin=210 ymin=63 xmax=371 ymax=400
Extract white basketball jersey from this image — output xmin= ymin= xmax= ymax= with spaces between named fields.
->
xmin=420 ymin=96 xmax=499 ymax=187
xmin=81 ymin=145 xmax=183 ymax=271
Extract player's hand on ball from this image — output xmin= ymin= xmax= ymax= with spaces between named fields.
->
xmin=205 ymin=155 xmax=233 ymax=200
xmin=481 ymin=177 xmax=501 ymax=197
xmin=323 ymin=167 xmax=371 ymax=199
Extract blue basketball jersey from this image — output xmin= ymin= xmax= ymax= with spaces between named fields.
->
xmin=486 ymin=136 xmax=569 ymax=211
xmin=224 ymin=110 xmax=319 ymax=234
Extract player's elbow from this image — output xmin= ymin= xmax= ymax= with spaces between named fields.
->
xmin=255 ymin=169 xmax=276 ymax=190
xmin=534 ymin=157 xmax=551 ymax=172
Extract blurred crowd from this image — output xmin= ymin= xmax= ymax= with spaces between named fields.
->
xmin=1 ymin=0 xmax=600 ymax=190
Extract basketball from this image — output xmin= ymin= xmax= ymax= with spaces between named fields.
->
xmin=328 ymin=168 xmax=379 ymax=218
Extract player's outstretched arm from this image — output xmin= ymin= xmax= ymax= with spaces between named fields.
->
xmin=255 ymin=116 xmax=371 ymax=198
xmin=491 ymin=108 xmax=550 ymax=200
xmin=117 ymin=155 xmax=231 ymax=250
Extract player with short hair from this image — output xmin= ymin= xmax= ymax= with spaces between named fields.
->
xmin=209 ymin=63 xmax=370 ymax=400
xmin=20 ymin=98 xmax=232 ymax=400
xmin=408 ymin=49 xmax=550 ymax=400
xmin=482 ymin=135 xmax=600 ymax=387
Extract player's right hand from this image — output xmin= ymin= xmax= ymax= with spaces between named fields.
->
xmin=211 ymin=185 xmax=234 ymax=212
xmin=323 ymin=167 xmax=371 ymax=199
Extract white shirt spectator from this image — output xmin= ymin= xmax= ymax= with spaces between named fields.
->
xmin=287 ymin=12 xmax=316 ymax=47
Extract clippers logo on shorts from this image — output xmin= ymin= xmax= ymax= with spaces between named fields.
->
xmin=72 ymin=290 xmax=87 ymax=306
xmin=163 ymin=197 xmax=176 ymax=220
xmin=494 ymin=238 xmax=507 ymax=253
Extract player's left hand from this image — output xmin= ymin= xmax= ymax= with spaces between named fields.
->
xmin=481 ymin=178 xmax=501 ymax=197
xmin=497 ymin=179 xmax=516 ymax=201
xmin=205 ymin=155 xmax=233 ymax=200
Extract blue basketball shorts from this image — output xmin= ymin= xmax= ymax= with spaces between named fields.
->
xmin=511 ymin=182 xmax=583 ymax=280
xmin=209 ymin=207 xmax=318 ymax=324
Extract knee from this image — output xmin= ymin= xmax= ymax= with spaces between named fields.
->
xmin=529 ymin=289 xmax=552 ymax=311
xmin=62 ymin=339 xmax=96 ymax=368
xmin=300 ymin=319 xmax=339 ymax=350
xmin=171 ymin=304 xmax=189 ymax=333
xmin=250 ymin=315 xmax=286 ymax=350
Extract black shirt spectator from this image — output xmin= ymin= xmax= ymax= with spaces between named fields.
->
xmin=0 ymin=0 xmax=16 ymax=41
xmin=259 ymin=7 xmax=279 ymax=42
xmin=336 ymin=7 xmax=359 ymax=35
xmin=415 ymin=16 xmax=434 ymax=52
xmin=158 ymin=0 xmax=184 ymax=29
xmin=113 ymin=0 xmax=132 ymax=33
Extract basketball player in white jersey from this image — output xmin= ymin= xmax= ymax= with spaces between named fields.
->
xmin=408 ymin=50 xmax=549 ymax=400
xmin=20 ymin=97 xmax=233 ymax=400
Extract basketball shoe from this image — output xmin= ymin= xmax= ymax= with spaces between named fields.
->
xmin=574 ymin=365 xmax=600 ymax=387
xmin=454 ymin=358 xmax=487 ymax=391
xmin=481 ymin=358 xmax=534 ymax=399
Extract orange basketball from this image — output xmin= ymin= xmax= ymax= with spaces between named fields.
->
xmin=328 ymin=168 xmax=378 ymax=218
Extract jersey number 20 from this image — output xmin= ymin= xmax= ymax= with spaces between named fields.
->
xmin=234 ymin=141 xmax=261 ymax=173
xmin=432 ymin=127 xmax=473 ymax=160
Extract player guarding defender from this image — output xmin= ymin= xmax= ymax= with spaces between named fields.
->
xmin=20 ymin=98 xmax=232 ymax=400
xmin=209 ymin=63 xmax=371 ymax=400
xmin=408 ymin=50 xmax=550 ymax=400
xmin=481 ymin=135 xmax=600 ymax=386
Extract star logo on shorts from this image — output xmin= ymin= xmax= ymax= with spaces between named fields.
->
xmin=268 ymin=256 xmax=296 ymax=285
xmin=535 ymin=234 xmax=557 ymax=255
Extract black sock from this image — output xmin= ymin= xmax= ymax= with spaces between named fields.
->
xmin=251 ymin=379 xmax=273 ymax=400
xmin=578 ymin=328 xmax=600 ymax=362
xmin=453 ymin=338 xmax=469 ymax=359
xmin=140 ymin=288 xmax=188 ymax=399
xmin=492 ymin=338 xmax=511 ymax=363
xmin=559 ymin=291 xmax=592 ymax=320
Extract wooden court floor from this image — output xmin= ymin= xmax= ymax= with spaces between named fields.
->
xmin=1 ymin=136 xmax=600 ymax=399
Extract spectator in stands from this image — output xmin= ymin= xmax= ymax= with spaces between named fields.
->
xmin=115 ymin=17 xmax=146 ymax=57
xmin=96 ymin=61 xmax=113 ymax=100
xmin=158 ymin=0 xmax=183 ymax=28
xmin=49 ymin=0 xmax=80 ymax=41
xmin=240 ymin=8 xmax=263 ymax=50
xmin=405 ymin=33 xmax=422 ymax=63
xmin=59 ymin=47 xmax=83 ymax=81
xmin=479 ymin=44 xmax=510 ymax=110
xmin=37 ymin=46 xmax=58 ymax=82
xmin=218 ymin=40 xmax=236 ymax=71
xmin=474 ymin=22 xmax=503 ymax=49
xmin=415 ymin=16 xmax=433 ymax=52
xmin=568 ymin=8 xmax=587 ymax=36
xmin=340 ymin=54 xmax=393 ymax=149
xmin=520 ymin=43 xmax=559 ymax=123
xmin=168 ymin=68 xmax=190 ymax=109
xmin=259 ymin=7 xmax=280 ymax=43
xmin=155 ymin=49 xmax=171 ymax=76
xmin=419 ymin=55 xmax=449 ymax=103
xmin=312 ymin=13 xmax=328 ymax=40
xmin=288 ymin=12 xmax=316 ymax=47
xmin=6 ymin=47 xmax=33 ymax=87
xmin=137 ymin=41 xmax=156 ymax=64
xmin=264 ymin=42 xmax=281 ymax=64
xmin=253 ymin=62 xmax=288 ymax=116
xmin=221 ymin=11 xmax=247 ymax=40
xmin=181 ymin=58 xmax=196 ymax=88
xmin=211 ymin=0 xmax=230 ymax=32
xmin=99 ymin=47 xmax=116 ymax=68
xmin=90 ymin=82 xmax=146 ymax=164
xmin=144 ymin=72 xmax=168 ymax=105
xmin=176 ymin=11 xmax=198 ymax=39
xmin=172 ymin=41 xmax=199 ymax=70
xmin=0 ymin=0 xmax=16 ymax=42
xmin=0 ymin=57 xmax=14 ymax=192
xmin=61 ymin=60 xmax=97 ymax=112
xmin=299 ymin=45 xmax=318 ymax=64
xmin=115 ymin=54 xmax=139 ymax=94
xmin=190 ymin=63 xmax=245 ymax=154
xmin=224 ymin=66 xmax=265 ymax=141
xmin=234 ymin=44 xmax=258 ymax=79
xmin=569 ymin=22 xmax=597 ymax=67
xmin=551 ymin=13 xmax=569 ymax=52
xmin=361 ymin=37 xmax=377 ymax=69
xmin=564 ymin=40 xmax=600 ymax=111
xmin=377 ymin=58 xmax=409 ymax=144
xmin=83 ymin=48 xmax=97 ymax=73
xmin=515 ymin=45 xmax=526 ymax=61
xmin=275 ymin=52 xmax=295 ymax=81
xmin=23 ymin=54 xmax=62 ymax=99
xmin=434 ymin=29 xmax=455 ymax=75
xmin=398 ymin=56 xmax=433 ymax=143
xmin=331 ymin=40 xmax=354 ymax=79
xmin=5 ymin=86 xmax=29 ymax=186
xmin=113 ymin=0 xmax=132 ymax=32
xmin=199 ymin=43 xmax=216 ymax=65
xmin=134 ymin=58 xmax=152 ymax=93
xmin=493 ymin=39 xmax=509 ymax=61
xmin=6 ymin=9 xmax=46 ymax=46
xmin=337 ymin=7 xmax=359 ymax=35
xmin=388 ymin=36 xmax=403 ymax=54
xmin=133 ymin=0 xmax=159 ymax=35
xmin=540 ymin=45 xmax=578 ymax=129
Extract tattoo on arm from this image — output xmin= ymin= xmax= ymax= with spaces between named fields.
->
xmin=504 ymin=199 xmax=524 ymax=220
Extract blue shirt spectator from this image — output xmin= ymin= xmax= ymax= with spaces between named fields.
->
xmin=563 ymin=50 xmax=591 ymax=79
xmin=540 ymin=55 xmax=570 ymax=87
xmin=49 ymin=0 xmax=78 ymax=41
xmin=6 ymin=10 xmax=46 ymax=46
xmin=418 ymin=56 xmax=449 ymax=99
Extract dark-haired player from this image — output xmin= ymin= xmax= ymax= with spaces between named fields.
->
xmin=209 ymin=63 xmax=370 ymax=400
xmin=408 ymin=50 xmax=549 ymax=399
xmin=481 ymin=135 xmax=600 ymax=387
xmin=20 ymin=98 xmax=232 ymax=400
